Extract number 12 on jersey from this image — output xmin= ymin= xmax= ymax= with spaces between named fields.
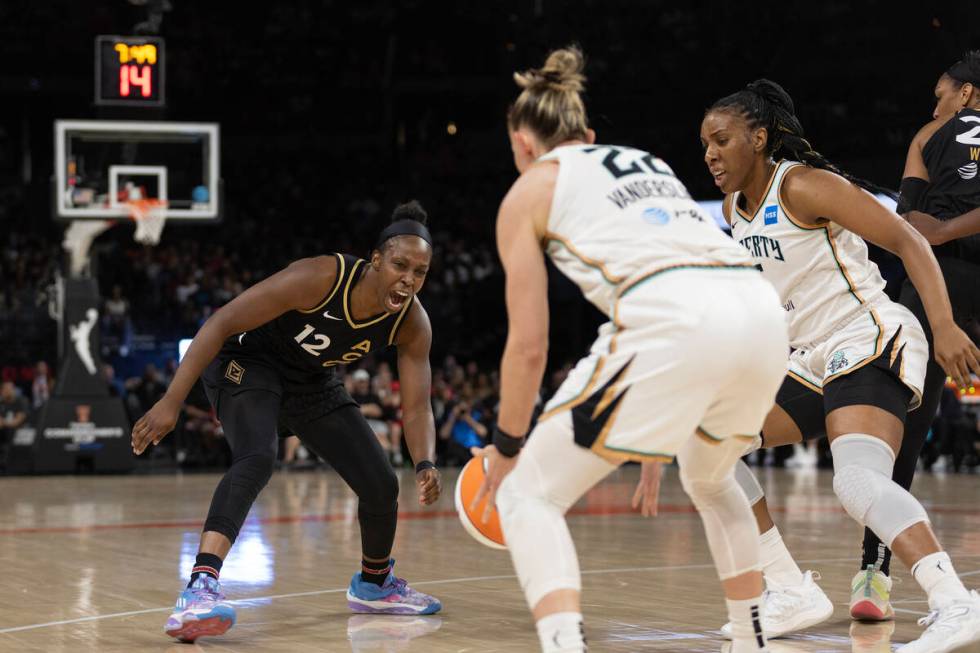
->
xmin=294 ymin=324 xmax=331 ymax=355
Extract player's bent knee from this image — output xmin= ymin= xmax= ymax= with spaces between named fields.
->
xmin=831 ymin=434 xmax=928 ymax=546
xmin=377 ymin=466 xmax=399 ymax=503
xmin=236 ymin=452 xmax=276 ymax=495
xmin=832 ymin=464 xmax=877 ymax=522
xmin=679 ymin=463 xmax=731 ymax=503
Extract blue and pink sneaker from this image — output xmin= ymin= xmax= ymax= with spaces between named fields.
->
xmin=165 ymin=575 xmax=236 ymax=642
xmin=346 ymin=561 xmax=442 ymax=615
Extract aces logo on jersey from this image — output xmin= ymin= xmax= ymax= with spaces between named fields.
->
xmin=957 ymin=162 xmax=977 ymax=180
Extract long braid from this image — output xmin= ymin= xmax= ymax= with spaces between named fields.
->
xmin=709 ymin=79 xmax=898 ymax=200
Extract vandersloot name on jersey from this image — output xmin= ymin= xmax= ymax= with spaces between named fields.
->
xmin=606 ymin=176 xmax=693 ymax=209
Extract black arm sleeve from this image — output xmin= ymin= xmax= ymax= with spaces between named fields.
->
xmin=895 ymin=177 xmax=928 ymax=215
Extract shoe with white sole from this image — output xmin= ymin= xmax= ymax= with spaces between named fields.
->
xmin=850 ymin=565 xmax=894 ymax=621
xmin=896 ymin=591 xmax=980 ymax=653
xmin=164 ymin=575 xmax=235 ymax=642
xmin=721 ymin=571 xmax=833 ymax=639
xmin=346 ymin=560 xmax=441 ymax=615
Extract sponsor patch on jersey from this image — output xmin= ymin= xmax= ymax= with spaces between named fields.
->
xmin=957 ymin=161 xmax=977 ymax=180
xmin=641 ymin=207 xmax=672 ymax=226
xmin=827 ymin=350 xmax=851 ymax=375
xmin=763 ymin=205 xmax=778 ymax=225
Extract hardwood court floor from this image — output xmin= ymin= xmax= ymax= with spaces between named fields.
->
xmin=1 ymin=465 xmax=979 ymax=652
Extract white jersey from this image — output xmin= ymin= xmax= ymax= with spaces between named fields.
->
xmin=729 ymin=160 xmax=888 ymax=348
xmin=539 ymin=144 xmax=753 ymax=316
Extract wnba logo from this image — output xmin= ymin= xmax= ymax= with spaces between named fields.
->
xmin=957 ymin=162 xmax=977 ymax=180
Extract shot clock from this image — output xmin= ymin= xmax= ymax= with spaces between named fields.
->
xmin=94 ymin=35 xmax=165 ymax=107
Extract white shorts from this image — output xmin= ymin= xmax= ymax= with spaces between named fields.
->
xmin=539 ymin=269 xmax=788 ymax=462
xmin=787 ymin=299 xmax=928 ymax=410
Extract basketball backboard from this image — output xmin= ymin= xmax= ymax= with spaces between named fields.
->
xmin=53 ymin=119 xmax=221 ymax=222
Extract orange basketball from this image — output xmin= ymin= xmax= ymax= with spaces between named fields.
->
xmin=454 ymin=455 xmax=507 ymax=550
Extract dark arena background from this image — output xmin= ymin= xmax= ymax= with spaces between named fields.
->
xmin=0 ymin=1 xmax=978 ymax=651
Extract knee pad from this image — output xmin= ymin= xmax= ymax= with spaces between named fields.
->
xmin=831 ymin=434 xmax=928 ymax=546
xmin=734 ymin=459 xmax=765 ymax=506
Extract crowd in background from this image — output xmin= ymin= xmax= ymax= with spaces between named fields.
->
xmin=1 ymin=167 xmax=979 ymax=475
xmin=1 ymin=0 xmax=978 ymax=475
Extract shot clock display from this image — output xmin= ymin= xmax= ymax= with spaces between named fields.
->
xmin=95 ymin=35 xmax=165 ymax=107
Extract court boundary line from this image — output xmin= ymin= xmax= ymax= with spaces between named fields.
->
xmin=0 ymin=556 xmax=965 ymax=635
xmin=2 ymin=501 xmax=978 ymax=537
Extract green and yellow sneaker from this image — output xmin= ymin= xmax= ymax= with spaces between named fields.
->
xmin=850 ymin=565 xmax=894 ymax=621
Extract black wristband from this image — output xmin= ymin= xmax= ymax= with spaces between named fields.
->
xmin=415 ymin=460 xmax=436 ymax=473
xmin=492 ymin=425 xmax=526 ymax=458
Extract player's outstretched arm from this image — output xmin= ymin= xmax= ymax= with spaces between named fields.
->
xmin=782 ymin=167 xmax=980 ymax=389
xmin=472 ymin=162 xmax=554 ymax=521
xmin=132 ymin=255 xmax=338 ymax=454
xmin=395 ymin=300 xmax=442 ymax=505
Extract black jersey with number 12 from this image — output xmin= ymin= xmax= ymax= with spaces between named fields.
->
xmin=234 ymin=253 xmax=414 ymax=386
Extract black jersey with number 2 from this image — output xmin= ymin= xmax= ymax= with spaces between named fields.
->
xmin=921 ymin=107 xmax=980 ymax=261
xmin=231 ymin=253 xmax=414 ymax=386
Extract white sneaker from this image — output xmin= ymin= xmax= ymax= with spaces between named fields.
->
xmin=896 ymin=591 xmax=980 ymax=653
xmin=721 ymin=571 xmax=834 ymax=639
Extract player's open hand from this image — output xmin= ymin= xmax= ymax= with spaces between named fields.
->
xmin=416 ymin=467 xmax=442 ymax=506
xmin=905 ymin=211 xmax=950 ymax=246
xmin=131 ymin=395 xmax=181 ymax=455
xmin=469 ymin=445 xmax=518 ymax=524
xmin=631 ymin=460 xmax=664 ymax=517
xmin=932 ymin=322 xmax=980 ymax=390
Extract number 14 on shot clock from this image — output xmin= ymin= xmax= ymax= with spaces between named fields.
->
xmin=94 ymin=35 xmax=165 ymax=107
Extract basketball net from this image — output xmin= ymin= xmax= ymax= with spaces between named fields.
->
xmin=127 ymin=198 xmax=168 ymax=246
xmin=62 ymin=199 xmax=168 ymax=277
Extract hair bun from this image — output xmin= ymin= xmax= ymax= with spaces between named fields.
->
xmin=514 ymin=46 xmax=586 ymax=94
xmin=746 ymin=79 xmax=795 ymax=116
xmin=392 ymin=200 xmax=428 ymax=225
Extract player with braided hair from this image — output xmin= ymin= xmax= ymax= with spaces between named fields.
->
xmin=476 ymin=47 xmax=791 ymax=653
xmin=854 ymin=48 xmax=980 ymax=623
xmin=698 ymin=79 xmax=980 ymax=652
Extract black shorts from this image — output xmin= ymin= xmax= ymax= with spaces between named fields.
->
xmin=899 ymin=256 xmax=980 ymax=343
xmin=775 ymin=363 xmax=914 ymax=442
xmin=202 ymin=352 xmax=356 ymax=437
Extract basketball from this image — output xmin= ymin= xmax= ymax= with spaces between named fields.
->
xmin=453 ymin=456 xmax=507 ymax=550
xmin=7 ymin=7 xmax=978 ymax=651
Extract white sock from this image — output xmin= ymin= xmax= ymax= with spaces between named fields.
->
xmin=912 ymin=551 xmax=971 ymax=610
xmin=759 ymin=526 xmax=805 ymax=587
xmin=536 ymin=612 xmax=586 ymax=653
xmin=726 ymin=597 xmax=767 ymax=650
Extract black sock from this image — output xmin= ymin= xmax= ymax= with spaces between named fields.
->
xmin=188 ymin=552 xmax=224 ymax=587
xmin=361 ymin=558 xmax=392 ymax=587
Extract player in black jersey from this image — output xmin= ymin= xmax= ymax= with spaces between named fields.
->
xmin=131 ymin=201 xmax=443 ymax=642
xmin=853 ymin=50 xmax=980 ymax=619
